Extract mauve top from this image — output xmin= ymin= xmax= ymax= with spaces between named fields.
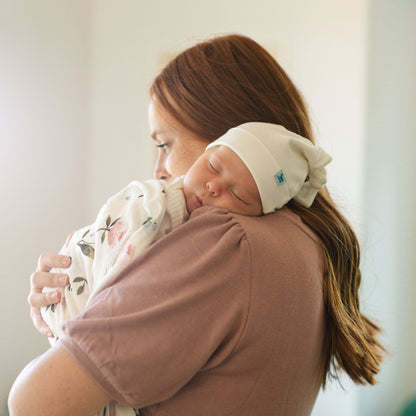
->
xmin=60 ymin=206 xmax=325 ymax=416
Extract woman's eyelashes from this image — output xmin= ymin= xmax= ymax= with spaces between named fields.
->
xmin=156 ymin=143 xmax=169 ymax=153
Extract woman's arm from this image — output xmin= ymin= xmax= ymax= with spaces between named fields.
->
xmin=28 ymin=252 xmax=71 ymax=337
xmin=13 ymin=208 xmax=249 ymax=412
xmin=57 ymin=207 xmax=251 ymax=408
xmin=8 ymin=344 xmax=111 ymax=416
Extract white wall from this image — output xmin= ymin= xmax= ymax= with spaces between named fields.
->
xmin=1 ymin=1 xmax=371 ymax=414
xmin=86 ymin=0 xmax=368 ymax=228
xmin=0 ymin=0 xmax=90 ymax=412
xmin=359 ymin=1 xmax=416 ymax=415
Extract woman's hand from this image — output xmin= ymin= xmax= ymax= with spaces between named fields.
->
xmin=28 ymin=252 xmax=71 ymax=337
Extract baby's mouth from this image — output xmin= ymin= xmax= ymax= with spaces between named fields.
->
xmin=194 ymin=195 xmax=203 ymax=208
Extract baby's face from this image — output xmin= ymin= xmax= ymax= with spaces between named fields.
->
xmin=182 ymin=145 xmax=262 ymax=216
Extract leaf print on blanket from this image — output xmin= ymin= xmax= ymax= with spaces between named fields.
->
xmin=126 ymin=193 xmax=143 ymax=201
xmin=45 ymin=303 xmax=56 ymax=313
xmin=68 ymin=276 xmax=88 ymax=296
xmin=77 ymin=228 xmax=95 ymax=259
xmin=97 ymin=215 xmax=127 ymax=247
xmin=142 ymin=216 xmax=158 ymax=231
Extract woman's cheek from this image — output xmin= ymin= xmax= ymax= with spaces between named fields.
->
xmin=167 ymin=140 xmax=208 ymax=178
xmin=165 ymin=154 xmax=182 ymax=179
xmin=167 ymin=153 xmax=186 ymax=178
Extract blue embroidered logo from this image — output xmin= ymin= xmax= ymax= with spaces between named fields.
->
xmin=274 ymin=170 xmax=286 ymax=186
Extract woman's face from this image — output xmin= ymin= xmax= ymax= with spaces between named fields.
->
xmin=149 ymin=98 xmax=211 ymax=181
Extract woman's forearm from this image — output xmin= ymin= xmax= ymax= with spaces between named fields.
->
xmin=8 ymin=344 xmax=111 ymax=416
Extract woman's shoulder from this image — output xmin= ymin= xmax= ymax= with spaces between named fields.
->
xmin=184 ymin=206 xmax=247 ymax=241
xmin=160 ymin=206 xmax=248 ymax=254
xmin=237 ymin=207 xmax=323 ymax=265
xmin=242 ymin=207 xmax=320 ymax=244
xmin=174 ymin=207 xmax=323 ymax=273
xmin=187 ymin=206 xmax=320 ymax=246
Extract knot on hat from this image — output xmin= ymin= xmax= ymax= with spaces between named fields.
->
xmin=206 ymin=122 xmax=332 ymax=213
xmin=293 ymin=147 xmax=331 ymax=207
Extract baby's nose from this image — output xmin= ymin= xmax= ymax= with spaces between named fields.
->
xmin=206 ymin=181 xmax=222 ymax=197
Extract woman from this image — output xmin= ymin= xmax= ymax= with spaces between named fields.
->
xmin=9 ymin=34 xmax=385 ymax=415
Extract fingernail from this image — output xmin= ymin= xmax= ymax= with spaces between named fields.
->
xmin=51 ymin=292 xmax=59 ymax=302
xmin=61 ymin=257 xmax=71 ymax=266
xmin=47 ymin=331 xmax=54 ymax=338
xmin=59 ymin=275 xmax=68 ymax=285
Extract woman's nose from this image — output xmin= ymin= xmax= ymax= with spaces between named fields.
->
xmin=153 ymin=155 xmax=171 ymax=181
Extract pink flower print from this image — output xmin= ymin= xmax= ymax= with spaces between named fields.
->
xmin=107 ymin=221 xmax=127 ymax=247
xmin=64 ymin=231 xmax=75 ymax=249
xmin=124 ymin=243 xmax=135 ymax=258
xmin=115 ymin=243 xmax=136 ymax=267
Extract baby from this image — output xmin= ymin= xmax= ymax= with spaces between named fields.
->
xmin=41 ymin=121 xmax=331 ymax=416
xmin=42 ymin=122 xmax=331 ymax=416
xmin=42 ymin=121 xmax=331 ymax=340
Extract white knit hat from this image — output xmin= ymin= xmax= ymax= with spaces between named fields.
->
xmin=206 ymin=122 xmax=332 ymax=214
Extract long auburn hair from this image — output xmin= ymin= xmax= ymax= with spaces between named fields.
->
xmin=150 ymin=33 xmax=385 ymax=387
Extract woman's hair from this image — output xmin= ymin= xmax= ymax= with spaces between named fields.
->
xmin=150 ymin=33 xmax=385 ymax=387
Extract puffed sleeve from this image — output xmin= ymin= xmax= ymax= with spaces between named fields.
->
xmin=59 ymin=206 xmax=251 ymax=409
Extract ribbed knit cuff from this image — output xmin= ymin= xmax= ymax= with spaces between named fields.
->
xmin=166 ymin=177 xmax=189 ymax=229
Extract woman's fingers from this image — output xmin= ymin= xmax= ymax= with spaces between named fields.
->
xmin=28 ymin=283 xmax=66 ymax=337
xmin=28 ymin=252 xmax=71 ymax=337
xmin=29 ymin=271 xmax=68 ymax=317
xmin=37 ymin=252 xmax=71 ymax=273
xmin=28 ymin=288 xmax=66 ymax=338
xmin=30 ymin=307 xmax=54 ymax=338
xmin=28 ymin=286 xmax=62 ymax=308
xmin=30 ymin=271 xmax=69 ymax=292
